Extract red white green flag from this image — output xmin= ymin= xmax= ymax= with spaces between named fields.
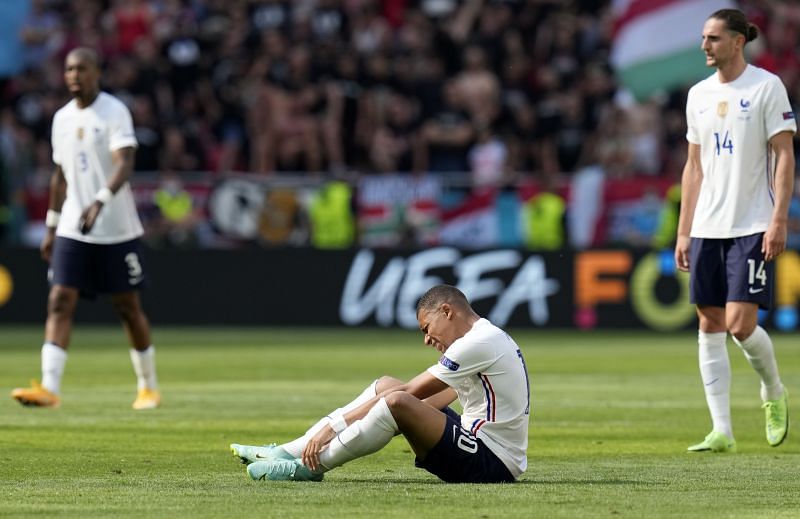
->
xmin=611 ymin=0 xmax=736 ymax=101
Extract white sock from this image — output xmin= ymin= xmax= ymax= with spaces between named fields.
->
xmin=698 ymin=331 xmax=733 ymax=438
xmin=732 ymin=326 xmax=784 ymax=401
xmin=41 ymin=342 xmax=67 ymax=395
xmin=281 ymin=380 xmax=379 ymax=458
xmin=129 ymin=346 xmax=158 ymax=391
xmin=318 ymin=397 xmax=398 ymax=472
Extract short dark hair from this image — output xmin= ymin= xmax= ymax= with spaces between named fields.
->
xmin=416 ymin=285 xmax=470 ymax=314
xmin=710 ymin=8 xmax=759 ymax=43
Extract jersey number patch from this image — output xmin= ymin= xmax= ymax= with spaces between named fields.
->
xmin=747 ymin=259 xmax=767 ymax=288
xmin=453 ymin=425 xmax=479 ymax=454
xmin=714 ymin=131 xmax=734 ymax=155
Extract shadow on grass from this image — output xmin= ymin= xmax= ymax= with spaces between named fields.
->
xmin=330 ymin=477 xmax=656 ymax=486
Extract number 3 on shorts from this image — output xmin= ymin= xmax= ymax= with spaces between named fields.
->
xmin=125 ymin=252 xmax=143 ymax=278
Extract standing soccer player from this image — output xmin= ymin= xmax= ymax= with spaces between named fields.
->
xmin=231 ymin=285 xmax=530 ymax=483
xmin=11 ymin=48 xmax=160 ymax=410
xmin=676 ymin=9 xmax=794 ymax=452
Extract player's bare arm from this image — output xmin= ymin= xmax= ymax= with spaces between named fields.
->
xmin=762 ymin=131 xmax=795 ymax=261
xmin=675 ymin=142 xmax=703 ymax=272
xmin=41 ymin=165 xmax=67 ymax=263
xmin=79 ymin=146 xmax=136 ymax=234
xmin=301 ymin=372 xmax=449 ymax=470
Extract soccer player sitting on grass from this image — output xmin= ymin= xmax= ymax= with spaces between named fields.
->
xmin=230 ymin=285 xmax=530 ymax=483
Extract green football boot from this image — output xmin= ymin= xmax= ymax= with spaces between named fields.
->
xmin=230 ymin=443 xmax=293 ymax=465
xmin=763 ymin=387 xmax=789 ymax=447
xmin=247 ymin=458 xmax=324 ymax=482
xmin=687 ymin=431 xmax=737 ymax=453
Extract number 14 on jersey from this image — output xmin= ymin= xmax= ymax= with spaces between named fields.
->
xmin=714 ymin=131 xmax=734 ymax=155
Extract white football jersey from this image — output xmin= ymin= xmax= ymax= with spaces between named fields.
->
xmin=686 ymin=65 xmax=797 ymax=238
xmin=51 ymin=92 xmax=143 ymax=244
xmin=427 ymin=318 xmax=530 ymax=478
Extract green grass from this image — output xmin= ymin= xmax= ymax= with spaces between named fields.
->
xmin=1 ymin=326 xmax=799 ymax=518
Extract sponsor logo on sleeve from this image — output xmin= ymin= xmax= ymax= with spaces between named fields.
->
xmin=439 ymin=355 xmax=460 ymax=371
xmin=783 ymin=111 xmax=795 ymax=120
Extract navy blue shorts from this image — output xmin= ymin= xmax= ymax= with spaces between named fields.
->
xmin=689 ymin=233 xmax=772 ymax=309
xmin=49 ymin=236 xmax=147 ymax=299
xmin=414 ymin=407 xmax=515 ymax=483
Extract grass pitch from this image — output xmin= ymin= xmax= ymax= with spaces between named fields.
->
xmin=1 ymin=326 xmax=799 ymax=518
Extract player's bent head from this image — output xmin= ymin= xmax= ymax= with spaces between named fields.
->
xmin=709 ymin=8 xmax=759 ymax=44
xmin=416 ymin=285 xmax=470 ymax=316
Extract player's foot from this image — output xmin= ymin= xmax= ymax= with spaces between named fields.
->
xmin=763 ymin=387 xmax=788 ymax=447
xmin=230 ymin=443 xmax=293 ymax=464
xmin=687 ymin=431 xmax=737 ymax=453
xmin=247 ymin=459 xmax=324 ymax=482
xmin=11 ymin=380 xmax=61 ymax=408
xmin=132 ymin=388 xmax=161 ymax=410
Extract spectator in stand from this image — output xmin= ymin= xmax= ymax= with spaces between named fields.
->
xmin=258 ymin=44 xmax=323 ymax=173
xmin=417 ymin=80 xmax=473 ymax=173
xmin=369 ymin=90 xmax=420 ymax=174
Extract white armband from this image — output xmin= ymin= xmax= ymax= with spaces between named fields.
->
xmin=329 ymin=414 xmax=348 ymax=434
xmin=95 ymin=187 xmax=114 ymax=204
xmin=45 ymin=210 xmax=61 ymax=228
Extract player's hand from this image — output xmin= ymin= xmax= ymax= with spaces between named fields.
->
xmin=675 ymin=235 xmax=691 ymax=272
xmin=302 ymin=424 xmax=336 ymax=472
xmin=762 ymin=220 xmax=787 ymax=262
xmin=40 ymin=229 xmax=56 ymax=263
xmin=79 ymin=201 xmax=104 ymax=234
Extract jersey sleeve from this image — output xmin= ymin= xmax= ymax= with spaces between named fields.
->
xmin=51 ymin=113 xmax=62 ymax=166
xmin=427 ymin=339 xmax=496 ymax=387
xmin=763 ymin=76 xmax=797 ymax=140
xmin=109 ymin=104 xmax=138 ymax=151
xmin=685 ymin=87 xmax=700 ymax=145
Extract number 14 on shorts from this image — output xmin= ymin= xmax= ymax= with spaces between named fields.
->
xmin=748 ymin=258 xmax=767 ymax=293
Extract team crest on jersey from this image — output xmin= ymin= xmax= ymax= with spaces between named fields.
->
xmin=739 ymin=99 xmax=750 ymax=112
xmin=439 ymin=355 xmax=460 ymax=371
xmin=77 ymin=127 xmax=84 ymax=140
xmin=717 ymin=101 xmax=728 ymax=117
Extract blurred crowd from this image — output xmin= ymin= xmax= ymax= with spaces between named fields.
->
xmin=1 ymin=0 xmax=799 ymax=247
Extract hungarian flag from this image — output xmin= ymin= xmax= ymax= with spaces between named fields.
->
xmin=611 ymin=0 xmax=736 ymax=101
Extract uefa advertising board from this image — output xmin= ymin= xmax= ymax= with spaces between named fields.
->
xmin=2 ymin=247 xmax=800 ymax=331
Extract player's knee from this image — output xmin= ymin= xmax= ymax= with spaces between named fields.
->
xmin=375 ymin=376 xmax=403 ymax=393
xmin=383 ymin=391 xmax=413 ymax=412
xmin=47 ymin=289 xmax=75 ymax=316
xmin=726 ymin=314 xmax=757 ymax=341
xmin=729 ymin=323 xmax=756 ymax=343
xmin=111 ymin=297 xmax=141 ymax=322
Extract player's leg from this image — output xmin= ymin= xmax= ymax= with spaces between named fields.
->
xmin=248 ymin=393 xmax=414 ymax=482
xmin=688 ymin=305 xmax=736 ymax=452
xmin=111 ymin=291 xmax=160 ymax=410
xmin=725 ymin=234 xmax=787 ymax=446
xmin=11 ymin=285 xmax=79 ymax=408
xmin=315 ymin=391 xmax=444 ymax=473
xmin=234 ymin=377 xmax=397 ymax=464
xmin=101 ymin=239 xmax=160 ymax=410
xmin=686 ymin=238 xmax=735 ymax=452
xmin=12 ymin=236 xmax=88 ymax=408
